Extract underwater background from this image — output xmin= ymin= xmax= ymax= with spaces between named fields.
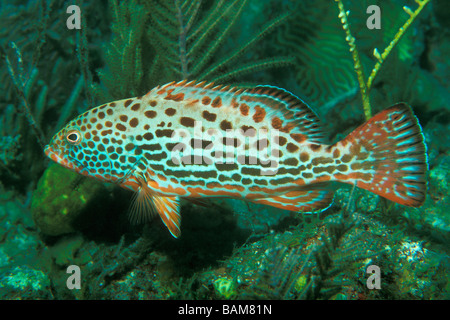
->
xmin=0 ymin=0 xmax=448 ymax=300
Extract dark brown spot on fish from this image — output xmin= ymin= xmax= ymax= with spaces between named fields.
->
xmin=272 ymin=149 xmax=282 ymax=157
xmin=107 ymin=146 xmax=114 ymax=153
xmin=272 ymin=117 xmax=283 ymax=130
xmin=116 ymin=147 xmax=123 ymax=154
xmin=119 ymin=155 xmax=126 ymax=163
xmin=193 ymin=170 xmax=217 ymax=179
xmin=349 ymin=143 xmax=361 ymax=155
xmin=211 ymin=96 xmax=222 ymax=108
xmin=150 ymin=100 xmax=157 ymax=107
xmin=232 ymin=173 xmax=241 ymax=182
xmin=143 ymin=132 xmax=154 ymax=140
xmin=215 ymin=163 xmax=239 ymax=171
xmin=125 ymin=143 xmax=134 ymax=152
xmin=84 ymin=132 xmax=91 ymax=139
xmin=222 ymin=137 xmax=241 ymax=148
xmin=282 ymin=157 xmax=299 ymax=166
xmin=253 ymin=105 xmax=266 ymax=123
xmin=165 ymin=108 xmax=176 ymax=116
xmin=109 ymin=102 xmax=116 ymax=107
xmin=240 ymin=103 xmax=249 ymax=116
xmin=202 ymin=96 xmax=211 ymax=105
xmin=218 ymin=174 xmax=232 ymax=182
xmin=291 ymin=133 xmax=306 ymax=143
xmin=116 ymin=123 xmax=127 ymax=131
xmin=336 ymin=164 xmax=348 ymax=172
xmin=312 ymin=157 xmax=334 ymax=166
xmin=190 ymin=139 xmax=212 ymax=149
xmin=145 ymin=110 xmax=157 ymax=119
xmin=180 ymin=117 xmax=195 ymax=127
xmin=202 ymin=110 xmax=217 ymax=122
xmin=144 ymin=124 xmax=150 ymax=130
xmin=313 ymin=166 xmax=336 ymax=174
xmin=241 ymin=167 xmax=260 ymax=176
xmin=231 ymin=98 xmax=239 ymax=109
xmin=98 ymin=145 xmax=105 ymax=152
xmin=269 ymin=177 xmax=293 ymax=186
xmin=254 ymin=179 xmax=268 ymax=186
xmin=124 ymin=99 xmax=133 ymax=108
xmin=120 ymin=115 xmax=128 ymax=122
xmin=165 ymin=142 xmax=184 ymax=152
xmin=98 ymin=112 xmax=105 ymax=119
xmin=333 ymin=148 xmax=340 ymax=158
xmin=256 ymin=138 xmax=268 ymax=150
xmin=93 ymin=136 xmax=100 ymax=142
xmin=131 ymin=103 xmax=141 ymax=111
xmin=242 ymin=178 xmax=252 ymax=185
xmin=220 ymin=120 xmax=232 ymax=131
xmin=241 ymin=125 xmax=256 ymax=136
xmin=287 ymin=143 xmax=299 ymax=153
xmin=276 ymin=167 xmax=301 ymax=175
xmin=88 ymin=141 xmax=94 ymax=148
xmin=105 ymin=121 xmax=113 ymax=128
xmin=155 ymin=129 xmax=174 ymax=138
xmin=302 ymin=172 xmax=313 ymax=179
xmin=96 ymin=123 xmax=103 ymax=130
xmin=277 ymin=136 xmax=287 ymax=146
xmin=106 ymin=109 xmax=113 ymax=116
xmin=341 ymin=154 xmax=352 ymax=163
xmin=129 ymin=118 xmax=139 ymax=128
xmin=141 ymin=144 xmax=162 ymax=151
xmin=300 ymin=152 xmax=310 ymax=163
xmin=90 ymin=117 xmax=97 ymax=123
xmin=310 ymin=144 xmax=321 ymax=151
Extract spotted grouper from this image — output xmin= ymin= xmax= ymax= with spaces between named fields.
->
xmin=45 ymin=80 xmax=427 ymax=237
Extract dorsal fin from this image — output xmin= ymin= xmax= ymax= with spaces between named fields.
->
xmin=243 ymin=85 xmax=326 ymax=143
xmin=147 ymin=81 xmax=325 ymax=144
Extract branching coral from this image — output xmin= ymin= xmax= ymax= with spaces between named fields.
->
xmin=335 ymin=0 xmax=431 ymax=119
xmin=95 ymin=0 xmax=294 ymax=101
xmin=274 ymin=2 xmax=358 ymax=110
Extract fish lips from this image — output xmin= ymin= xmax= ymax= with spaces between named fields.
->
xmin=44 ymin=145 xmax=89 ymax=176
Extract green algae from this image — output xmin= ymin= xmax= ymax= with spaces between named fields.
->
xmin=31 ymin=164 xmax=107 ymax=236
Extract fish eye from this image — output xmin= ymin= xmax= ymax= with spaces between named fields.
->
xmin=66 ymin=130 xmax=81 ymax=145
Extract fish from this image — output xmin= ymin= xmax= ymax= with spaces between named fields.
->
xmin=45 ymin=80 xmax=427 ymax=238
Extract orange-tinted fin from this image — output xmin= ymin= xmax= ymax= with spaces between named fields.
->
xmin=336 ymin=103 xmax=427 ymax=207
xmin=249 ymin=183 xmax=334 ymax=213
xmin=129 ymin=176 xmax=181 ymax=238
xmin=152 ymin=195 xmax=181 ymax=238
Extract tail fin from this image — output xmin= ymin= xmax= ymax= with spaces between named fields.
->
xmin=335 ymin=103 xmax=427 ymax=207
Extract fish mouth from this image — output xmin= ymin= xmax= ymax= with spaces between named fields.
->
xmin=44 ymin=145 xmax=86 ymax=175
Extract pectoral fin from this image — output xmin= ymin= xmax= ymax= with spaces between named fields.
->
xmin=129 ymin=176 xmax=181 ymax=238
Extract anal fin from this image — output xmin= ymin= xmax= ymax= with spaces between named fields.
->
xmin=249 ymin=183 xmax=334 ymax=213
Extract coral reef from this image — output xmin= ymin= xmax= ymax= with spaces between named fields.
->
xmin=31 ymin=164 xmax=107 ymax=236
